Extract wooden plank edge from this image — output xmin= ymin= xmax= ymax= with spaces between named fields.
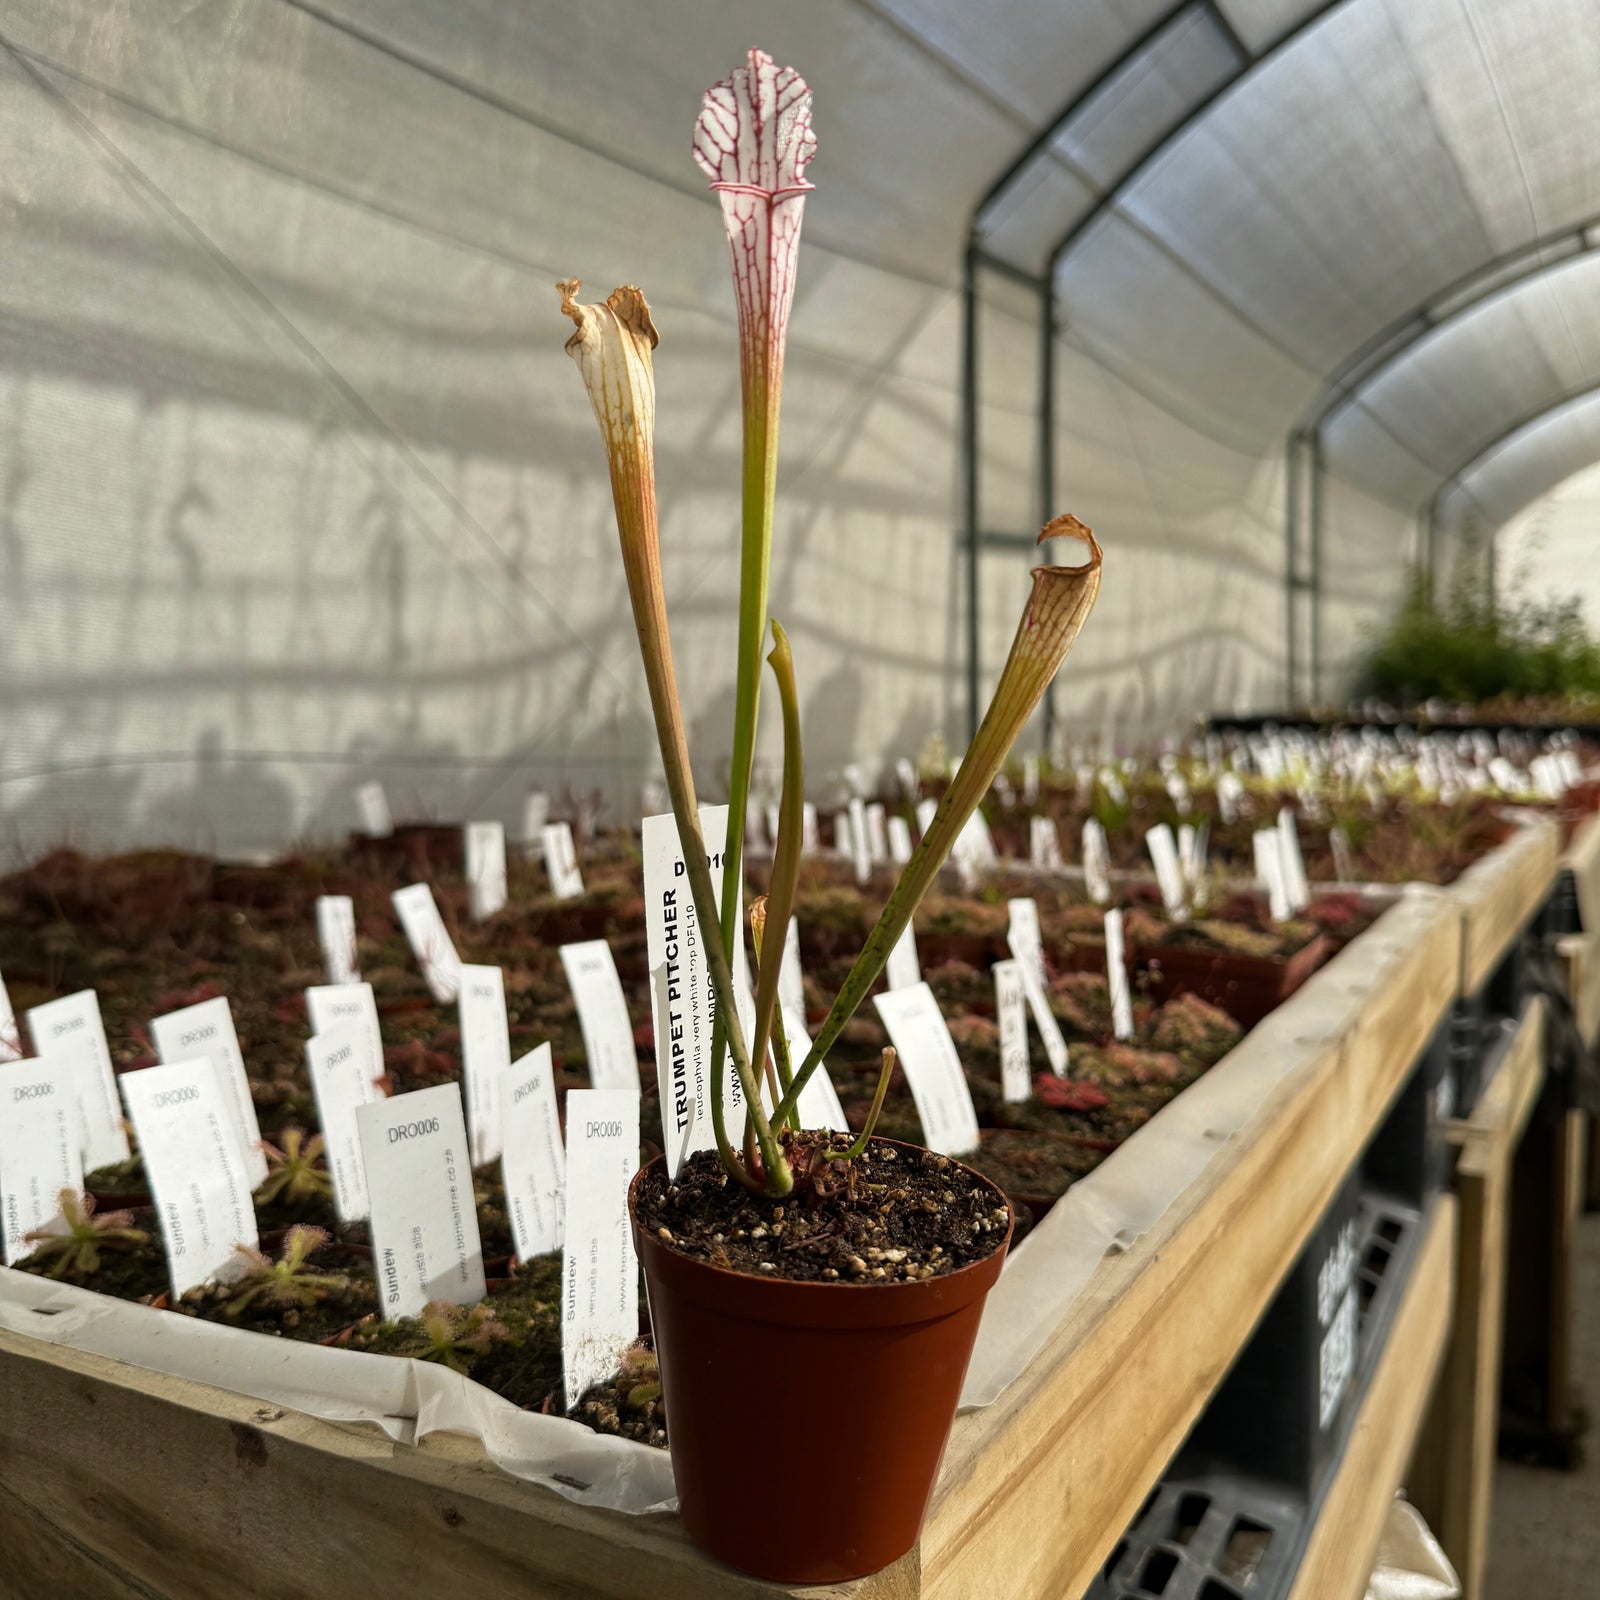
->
xmin=1457 ymin=822 xmax=1560 ymax=995
xmin=1288 ymin=1197 xmax=1458 ymax=1600
xmin=922 ymin=894 xmax=1462 ymax=1600
xmin=0 ymin=1330 xmax=894 ymax=1600
xmin=1447 ymin=999 xmax=1547 ymax=1180
xmin=1563 ymin=813 xmax=1600 ymax=936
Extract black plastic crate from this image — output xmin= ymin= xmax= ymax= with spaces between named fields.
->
xmin=1450 ymin=936 xmax=1528 ymax=1117
xmin=1540 ymin=871 xmax=1584 ymax=938
xmin=1086 ymin=1480 xmax=1303 ymax=1599
xmin=1173 ymin=1175 xmax=1361 ymax=1502
xmin=1362 ymin=1027 xmax=1450 ymax=1206
xmin=1084 ymin=1188 xmax=1434 ymax=1599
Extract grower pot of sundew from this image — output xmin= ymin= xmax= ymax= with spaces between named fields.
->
xmin=631 ymin=1139 xmax=1011 ymax=1581
xmin=557 ymin=45 xmax=1100 ymax=1582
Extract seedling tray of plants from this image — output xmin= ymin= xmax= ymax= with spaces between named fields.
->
xmin=0 ymin=865 xmax=1472 ymax=1599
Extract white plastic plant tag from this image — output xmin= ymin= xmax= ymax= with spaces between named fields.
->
xmin=744 ymin=799 xmax=767 ymax=854
xmin=306 ymin=981 xmax=384 ymax=1095
xmin=1277 ymin=807 xmax=1311 ymax=912
xmin=842 ymin=762 xmax=869 ymax=798
xmin=1560 ymin=749 xmax=1584 ymax=788
xmin=1488 ymin=756 xmax=1520 ymax=793
xmin=1329 ymin=826 xmax=1355 ymax=884
xmin=465 ymin=821 xmax=508 ymax=922
xmin=778 ymin=916 xmax=806 ymax=1021
xmin=765 ymin=803 xmax=782 ymax=852
xmin=872 ymin=985 xmax=980 ymax=1157
xmin=886 ymin=923 xmax=922 ymax=991
xmin=1099 ymin=768 xmax=1127 ymax=808
xmin=559 ymin=941 xmax=640 ymax=1095
xmin=561 ymin=1089 xmax=639 ymax=1409
xmin=26 ymin=991 xmax=129 ymax=1169
xmin=541 ymin=822 xmax=585 ymax=900
xmin=643 ymin=805 xmax=746 ymax=1177
xmin=1030 ymin=815 xmax=1064 ymax=871
xmin=896 ymin=757 xmax=920 ymax=800
xmin=1104 ymin=910 xmax=1135 ymax=1042
xmin=887 ymin=815 xmax=914 ymax=866
xmin=1178 ymin=821 xmax=1209 ymax=897
xmin=847 ymin=797 xmax=873 ymax=885
xmin=992 ymin=959 xmax=1030 ymax=1104
xmin=305 ymin=1022 xmax=380 ymax=1223
xmin=458 ymin=964 xmax=512 ymax=1168
xmin=1254 ymin=830 xmax=1292 ymax=922
xmin=801 ymin=802 xmax=819 ymax=856
xmin=1165 ymin=772 xmax=1191 ymax=815
xmin=1145 ymin=824 xmax=1188 ymax=920
xmin=0 ymin=971 xmax=24 ymax=1062
xmin=1023 ymin=754 xmax=1040 ymax=806
xmin=777 ymin=1006 xmax=850 ymax=1133
xmin=501 ymin=1043 xmax=565 ymax=1260
xmin=523 ymin=789 xmax=551 ymax=843
xmin=149 ymin=996 xmax=267 ymax=1189
xmin=915 ymin=798 xmax=937 ymax=838
xmin=392 ymin=882 xmax=462 ymax=1003
xmin=1081 ymin=819 xmax=1112 ymax=905
xmin=1217 ymin=770 xmax=1244 ymax=825
xmin=357 ymin=1084 xmax=484 ymax=1320
xmin=865 ymin=802 xmax=890 ymax=863
xmin=833 ymin=812 xmax=852 ymax=857
xmin=355 ymin=780 xmax=393 ymax=837
xmin=122 ymin=1058 xmax=259 ymax=1298
xmin=315 ymin=895 xmax=360 ymax=985
xmin=1006 ymin=901 xmax=1070 ymax=1077
xmin=0 ymin=1058 xmax=82 ymax=1264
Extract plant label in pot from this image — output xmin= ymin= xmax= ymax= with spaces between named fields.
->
xmin=122 ymin=1057 xmax=259 ymax=1298
xmin=0 ymin=1059 xmax=82 ymax=1263
xmin=561 ymin=1089 xmax=639 ymax=1407
xmin=150 ymin=995 xmax=267 ymax=1188
xmin=305 ymin=1022 xmax=381 ymax=1223
xmin=559 ymin=941 xmax=640 ymax=1095
xmin=356 ymin=1083 xmax=485 ymax=1319
xmin=315 ymin=894 xmax=360 ymax=985
xmin=391 ymin=883 xmax=462 ymax=1004
xmin=28 ymin=990 xmax=129 ymax=1170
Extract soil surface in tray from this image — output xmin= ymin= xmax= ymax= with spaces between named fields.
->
xmin=635 ymin=1138 xmax=1011 ymax=1284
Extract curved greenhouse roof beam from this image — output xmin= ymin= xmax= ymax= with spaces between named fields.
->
xmin=1040 ymin=0 xmax=1353 ymax=278
xmin=1306 ymin=211 xmax=1600 ymax=435
xmin=1426 ymin=381 xmax=1600 ymax=538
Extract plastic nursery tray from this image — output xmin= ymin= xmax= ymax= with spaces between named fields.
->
xmin=1127 ymin=934 xmax=1333 ymax=1032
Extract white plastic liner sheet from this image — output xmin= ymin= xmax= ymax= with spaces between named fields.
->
xmin=0 ymin=889 xmax=1446 ymax=1515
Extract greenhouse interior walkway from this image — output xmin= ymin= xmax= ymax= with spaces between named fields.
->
xmin=1488 ymin=1210 xmax=1600 ymax=1599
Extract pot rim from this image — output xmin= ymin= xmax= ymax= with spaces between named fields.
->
xmin=629 ymin=1137 xmax=1012 ymax=1321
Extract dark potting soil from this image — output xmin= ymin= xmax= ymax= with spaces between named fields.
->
xmin=14 ymin=1208 xmax=170 ymax=1302
xmin=634 ymin=1137 xmax=1012 ymax=1285
xmin=177 ymin=1252 xmax=379 ymax=1341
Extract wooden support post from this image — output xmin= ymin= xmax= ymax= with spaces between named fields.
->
xmin=1409 ymin=1000 xmax=1545 ymax=1600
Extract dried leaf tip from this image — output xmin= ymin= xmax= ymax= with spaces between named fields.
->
xmin=555 ymin=279 xmax=659 ymax=355
xmin=1036 ymin=513 xmax=1101 ymax=562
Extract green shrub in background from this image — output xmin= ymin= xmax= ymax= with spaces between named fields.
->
xmin=1358 ymin=563 xmax=1600 ymax=708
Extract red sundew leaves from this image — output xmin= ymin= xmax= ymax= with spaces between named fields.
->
xmin=1032 ymin=1075 xmax=1111 ymax=1112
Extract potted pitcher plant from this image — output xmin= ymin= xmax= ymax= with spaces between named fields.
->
xmin=558 ymin=48 xmax=1102 ymax=1583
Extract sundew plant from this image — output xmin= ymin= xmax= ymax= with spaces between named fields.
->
xmin=560 ymin=50 xmax=1102 ymax=1198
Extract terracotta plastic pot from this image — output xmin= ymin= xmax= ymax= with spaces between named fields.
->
xmin=630 ymin=1145 xmax=1011 ymax=1584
